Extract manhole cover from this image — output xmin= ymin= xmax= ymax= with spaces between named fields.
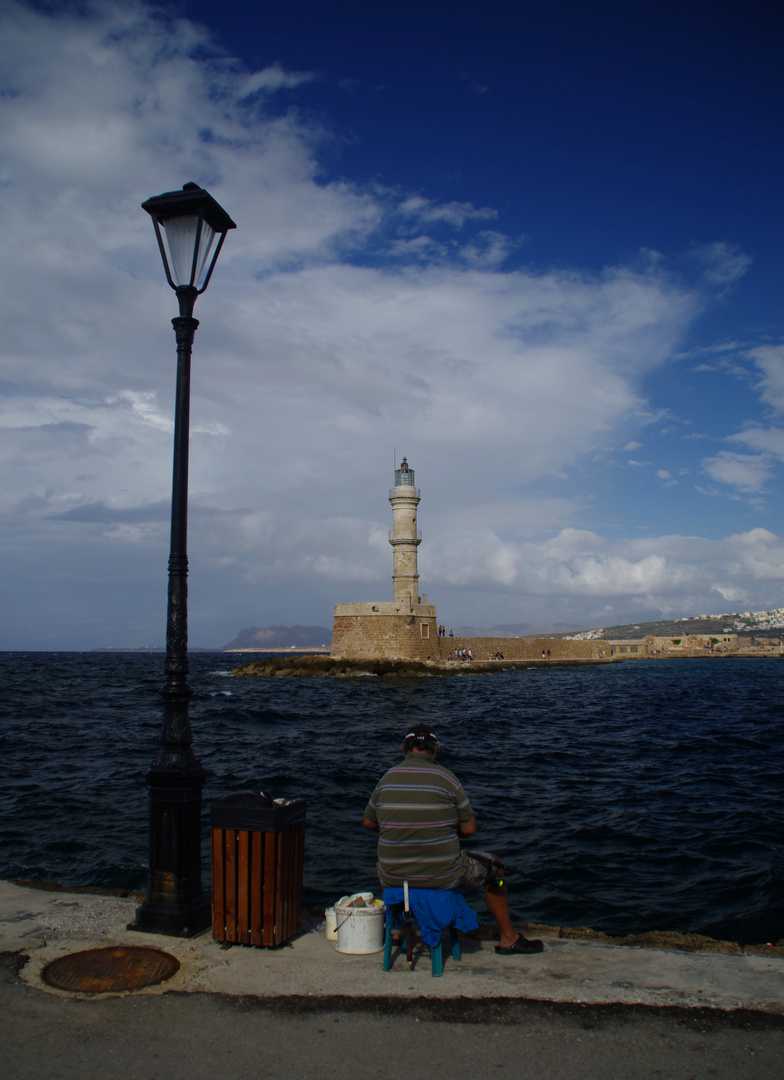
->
xmin=42 ymin=946 xmax=180 ymax=993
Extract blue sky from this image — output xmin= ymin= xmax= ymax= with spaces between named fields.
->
xmin=1 ymin=0 xmax=783 ymax=648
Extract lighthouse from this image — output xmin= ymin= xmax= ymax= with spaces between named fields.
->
xmin=389 ymin=457 xmax=421 ymax=602
xmin=331 ymin=457 xmax=438 ymax=659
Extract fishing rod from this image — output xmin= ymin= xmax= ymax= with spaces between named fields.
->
xmin=469 ymin=851 xmax=645 ymax=923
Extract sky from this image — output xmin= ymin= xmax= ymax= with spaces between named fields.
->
xmin=1 ymin=0 xmax=784 ymax=649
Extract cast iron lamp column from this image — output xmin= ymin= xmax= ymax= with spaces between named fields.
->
xmin=134 ymin=183 xmax=236 ymax=936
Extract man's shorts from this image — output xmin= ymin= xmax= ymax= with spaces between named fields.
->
xmin=455 ymin=849 xmax=497 ymax=892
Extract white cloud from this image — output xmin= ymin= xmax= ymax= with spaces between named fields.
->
xmin=694 ymin=345 xmax=784 ymax=502
xmin=0 ymin=0 xmax=775 ymax=647
xmin=690 ymin=241 xmax=753 ymax=289
xmin=747 ymin=344 xmax=784 ymax=412
xmin=237 ymin=64 xmax=315 ymax=97
xmin=206 ymin=511 xmax=784 ymax=627
xmin=388 ymin=235 xmax=445 ymax=260
xmin=419 ymin=528 xmax=784 ymax=621
xmin=682 ymin=339 xmax=745 ymax=358
xmin=398 ymin=196 xmax=497 ymax=227
xmin=459 ymin=230 xmax=514 ymax=268
xmin=701 ymin=451 xmax=773 ymax=494
xmin=729 ymin=424 xmax=784 ymax=460
xmin=656 ymin=469 xmax=677 ymax=486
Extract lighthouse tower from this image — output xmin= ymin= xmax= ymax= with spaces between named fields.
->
xmin=330 ymin=457 xmax=438 ymax=659
xmin=389 ymin=457 xmax=421 ymax=602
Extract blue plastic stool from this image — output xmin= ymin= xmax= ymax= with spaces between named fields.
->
xmin=382 ymin=894 xmax=462 ymax=977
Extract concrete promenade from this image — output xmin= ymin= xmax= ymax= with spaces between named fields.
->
xmin=2 ymin=880 xmax=783 ymax=1078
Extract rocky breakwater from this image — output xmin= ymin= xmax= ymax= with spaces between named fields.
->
xmin=232 ymin=655 xmax=615 ymax=678
xmin=234 ymin=655 xmax=479 ymax=677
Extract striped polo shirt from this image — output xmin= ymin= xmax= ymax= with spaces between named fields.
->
xmin=364 ymin=752 xmax=474 ymax=888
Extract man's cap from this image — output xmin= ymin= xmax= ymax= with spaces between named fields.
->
xmin=403 ymin=723 xmax=438 ymax=744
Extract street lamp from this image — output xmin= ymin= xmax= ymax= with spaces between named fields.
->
xmin=134 ymin=183 xmax=236 ymax=936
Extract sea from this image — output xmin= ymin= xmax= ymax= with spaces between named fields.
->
xmin=0 ymin=651 xmax=782 ymax=944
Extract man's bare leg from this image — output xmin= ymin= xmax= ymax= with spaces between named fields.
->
xmin=483 ymin=856 xmax=543 ymax=953
xmin=484 ymin=880 xmax=518 ymax=948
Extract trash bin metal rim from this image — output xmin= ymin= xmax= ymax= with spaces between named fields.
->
xmin=210 ymin=792 xmax=306 ymax=832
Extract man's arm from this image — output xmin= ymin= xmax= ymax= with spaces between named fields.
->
xmin=362 ymin=815 xmax=379 ymax=831
xmin=458 ymin=814 xmax=477 ymax=838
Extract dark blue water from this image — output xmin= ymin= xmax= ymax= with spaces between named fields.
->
xmin=1 ymin=652 xmax=782 ymax=944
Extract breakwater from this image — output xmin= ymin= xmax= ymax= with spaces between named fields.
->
xmin=232 ymin=654 xmax=616 ymax=678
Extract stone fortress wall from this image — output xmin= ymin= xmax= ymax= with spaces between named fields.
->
xmin=607 ymin=634 xmax=735 ymax=657
xmin=606 ymin=633 xmax=782 ymax=656
xmin=330 ymin=625 xmax=784 ymax=663
xmin=331 ymin=600 xmax=438 ymax=661
xmin=330 ymin=621 xmax=611 ymax=662
xmin=437 ymin=636 xmax=610 ymax=660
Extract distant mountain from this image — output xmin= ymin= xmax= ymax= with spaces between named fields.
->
xmin=222 ymin=625 xmax=331 ymax=650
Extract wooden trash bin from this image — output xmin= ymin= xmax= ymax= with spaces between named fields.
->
xmin=210 ymin=793 xmax=306 ymax=947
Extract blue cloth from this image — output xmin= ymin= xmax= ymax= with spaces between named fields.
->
xmin=383 ymin=887 xmax=479 ymax=947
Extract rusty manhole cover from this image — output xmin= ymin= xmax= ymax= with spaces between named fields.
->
xmin=42 ymin=946 xmax=180 ymax=993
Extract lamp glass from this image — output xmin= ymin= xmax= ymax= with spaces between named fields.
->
xmin=160 ymin=215 xmax=217 ymax=289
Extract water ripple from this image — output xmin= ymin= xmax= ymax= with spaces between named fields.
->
xmin=0 ymin=652 xmax=782 ymax=943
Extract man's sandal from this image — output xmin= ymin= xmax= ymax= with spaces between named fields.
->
xmin=495 ymin=934 xmax=544 ymax=955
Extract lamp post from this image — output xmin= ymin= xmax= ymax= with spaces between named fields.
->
xmin=134 ymin=183 xmax=236 ymax=937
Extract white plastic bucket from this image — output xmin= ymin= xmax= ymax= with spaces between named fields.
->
xmin=324 ymin=907 xmax=338 ymax=940
xmin=334 ymin=896 xmax=386 ymax=954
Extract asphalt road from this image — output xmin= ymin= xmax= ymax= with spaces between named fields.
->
xmin=3 ymin=954 xmax=783 ymax=1080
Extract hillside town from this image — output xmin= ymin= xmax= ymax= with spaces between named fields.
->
xmin=567 ymin=608 xmax=784 ymax=641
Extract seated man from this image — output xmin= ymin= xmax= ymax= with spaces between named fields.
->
xmin=362 ymin=723 xmax=543 ymax=955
